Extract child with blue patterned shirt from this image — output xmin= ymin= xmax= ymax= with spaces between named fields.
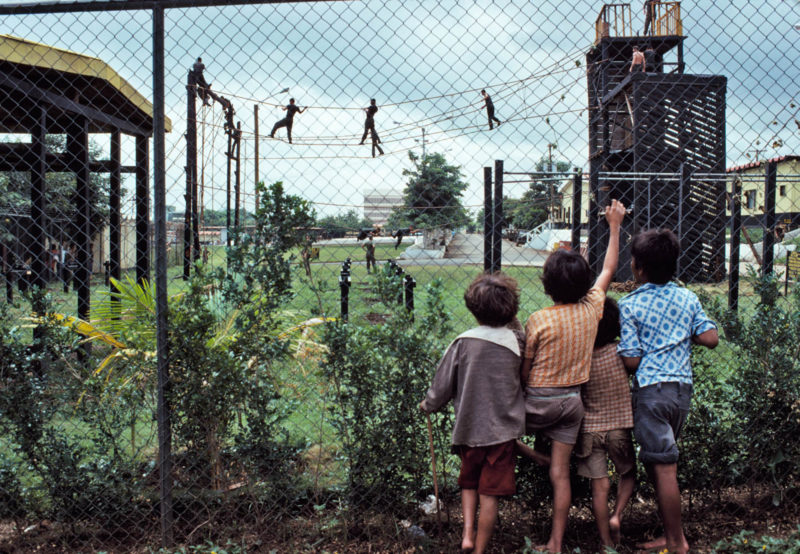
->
xmin=617 ymin=229 xmax=718 ymax=554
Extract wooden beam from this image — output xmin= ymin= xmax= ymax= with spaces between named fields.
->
xmin=0 ymin=70 xmax=151 ymax=136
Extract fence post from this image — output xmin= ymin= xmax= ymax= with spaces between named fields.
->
xmin=340 ymin=261 xmax=351 ymax=322
xmin=762 ymin=160 xmax=777 ymax=276
xmin=184 ymin=70 xmax=195 ymax=279
xmin=404 ymin=274 xmax=416 ymax=315
xmin=152 ymin=4 xmax=174 ymax=547
xmin=571 ymin=169 xmax=582 ymax=251
xmin=483 ymin=166 xmax=492 ymax=272
xmin=395 ymin=263 xmax=404 ymax=305
xmin=136 ymin=134 xmax=151 ymax=285
xmin=493 ymin=160 xmax=503 ymax=273
xmin=728 ymin=177 xmax=741 ymax=312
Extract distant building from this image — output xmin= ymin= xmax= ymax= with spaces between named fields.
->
xmin=363 ymin=188 xmax=403 ymax=225
xmin=727 ymin=155 xmax=800 ymax=228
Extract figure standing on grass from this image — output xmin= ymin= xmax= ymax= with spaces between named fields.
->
xmin=359 ymin=99 xmax=384 ymax=157
xmin=481 ymin=90 xmax=502 ymax=130
xmin=270 ymin=98 xmax=305 ymax=144
xmin=575 ymin=296 xmax=636 ymax=549
xmin=618 ymin=229 xmax=719 ymax=554
xmin=630 ymin=45 xmax=645 ymax=73
xmin=361 ymin=235 xmax=376 ymax=274
xmin=420 ymin=272 xmax=526 ymax=554
xmin=518 ymin=199 xmax=625 ymax=554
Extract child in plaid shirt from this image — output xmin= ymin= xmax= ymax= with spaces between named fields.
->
xmin=575 ymin=297 xmax=635 ymax=549
xmin=519 ymin=199 xmax=626 ymax=553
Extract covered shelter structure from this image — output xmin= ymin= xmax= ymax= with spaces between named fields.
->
xmin=0 ymin=34 xmax=171 ymax=320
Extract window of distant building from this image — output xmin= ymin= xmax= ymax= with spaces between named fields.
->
xmin=745 ymin=190 xmax=756 ymax=209
xmin=779 ymin=185 xmax=786 ymax=197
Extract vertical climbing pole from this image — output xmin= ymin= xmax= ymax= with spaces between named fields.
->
xmin=184 ymin=71 xmax=196 ymax=279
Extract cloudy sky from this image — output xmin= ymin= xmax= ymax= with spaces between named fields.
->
xmin=2 ymin=0 xmax=799 ymax=219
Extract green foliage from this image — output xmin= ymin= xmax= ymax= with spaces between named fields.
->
xmin=703 ymin=273 xmax=800 ymax=502
xmin=388 ymin=151 xmax=470 ymax=230
xmin=321 ymin=277 xmax=453 ymax=511
xmin=506 ymin=156 xmax=572 ymax=231
xmin=712 ymin=527 xmax=800 ymax=553
xmin=317 ymin=208 xmax=372 ymax=237
xmin=168 ymin=181 xmax=314 ymax=489
xmin=0 ymin=296 xmax=148 ymax=528
xmin=677 ymin=347 xmax=740 ymax=493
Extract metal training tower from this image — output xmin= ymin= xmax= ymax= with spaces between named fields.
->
xmin=587 ymin=2 xmax=727 ymax=282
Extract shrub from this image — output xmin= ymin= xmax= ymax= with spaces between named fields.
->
xmin=704 ymin=273 xmax=800 ymax=504
xmin=321 ymin=277 xmax=453 ymax=512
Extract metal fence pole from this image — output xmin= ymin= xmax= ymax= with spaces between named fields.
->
xmin=152 ymin=4 xmax=174 ymax=547
xmin=762 ymin=160 xmax=777 ymax=276
xmin=728 ymin=177 xmax=741 ymax=312
xmin=483 ymin=166 xmax=492 ymax=272
xmin=492 ymin=160 xmax=503 ymax=273
xmin=571 ymin=169 xmax=582 ymax=251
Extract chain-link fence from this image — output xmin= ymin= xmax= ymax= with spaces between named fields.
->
xmin=1 ymin=0 xmax=799 ymax=552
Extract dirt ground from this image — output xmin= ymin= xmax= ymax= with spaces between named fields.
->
xmin=2 ymin=485 xmax=799 ymax=553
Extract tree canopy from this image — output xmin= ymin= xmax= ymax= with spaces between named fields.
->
xmin=388 ymin=152 xmax=470 ymax=230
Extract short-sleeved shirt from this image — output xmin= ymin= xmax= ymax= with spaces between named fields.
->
xmin=617 ymin=282 xmax=717 ymax=387
xmin=365 ymin=105 xmax=378 ymax=121
xmin=581 ymin=342 xmax=633 ymax=432
xmin=524 ymin=286 xmax=605 ymax=387
xmin=285 ymin=104 xmax=301 ymax=120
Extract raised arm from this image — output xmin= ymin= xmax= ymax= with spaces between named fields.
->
xmin=593 ymin=199 xmax=626 ymax=292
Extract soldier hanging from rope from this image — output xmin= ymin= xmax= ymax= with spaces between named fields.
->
xmin=269 ymin=98 xmax=306 ymax=144
xmin=359 ymin=99 xmax=384 ymax=157
xmin=481 ymin=89 xmax=502 ymax=130
xmin=191 ymin=57 xmax=212 ymax=106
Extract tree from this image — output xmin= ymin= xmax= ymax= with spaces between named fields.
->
xmin=317 ymin=209 xmax=372 ymax=238
xmin=388 ymin=152 xmax=470 ymax=230
xmin=507 ymin=155 xmax=572 ymax=230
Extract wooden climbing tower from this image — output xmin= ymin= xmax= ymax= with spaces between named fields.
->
xmin=586 ymin=2 xmax=727 ymax=283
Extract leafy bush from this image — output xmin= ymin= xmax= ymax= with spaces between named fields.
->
xmin=704 ymin=274 xmax=800 ymax=503
xmin=321 ymin=277 xmax=452 ymax=512
xmin=168 ymin=181 xmax=313 ymax=491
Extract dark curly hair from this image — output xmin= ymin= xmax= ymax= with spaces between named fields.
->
xmin=631 ymin=228 xmax=680 ymax=284
xmin=464 ymin=272 xmax=520 ymax=327
xmin=594 ymin=297 xmax=621 ymax=348
xmin=541 ymin=250 xmax=593 ymax=304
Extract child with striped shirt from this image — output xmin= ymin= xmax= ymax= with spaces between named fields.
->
xmin=519 ymin=199 xmax=625 ymax=553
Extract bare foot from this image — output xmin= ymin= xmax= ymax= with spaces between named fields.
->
xmin=636 ymin=536 xmax=666 ymax=551
xmin=515 ymin=439 xmax=550 ymax=466
xmin=609 ymin=515 xmax=621 ymax=545
xmin=461 ymin=530 xmax=475 ymax=552
xmin=635 ymin=536 xmax=689 ymax=553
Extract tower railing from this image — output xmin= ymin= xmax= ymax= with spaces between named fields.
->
xmin=596 ymin=2 xmax=682 ymax=43
xmin=595 ymin=3 xmax=633 ymax=43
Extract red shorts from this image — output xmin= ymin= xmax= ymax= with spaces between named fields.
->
xmin=457 ymin=440 xmax=516 ymax=496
